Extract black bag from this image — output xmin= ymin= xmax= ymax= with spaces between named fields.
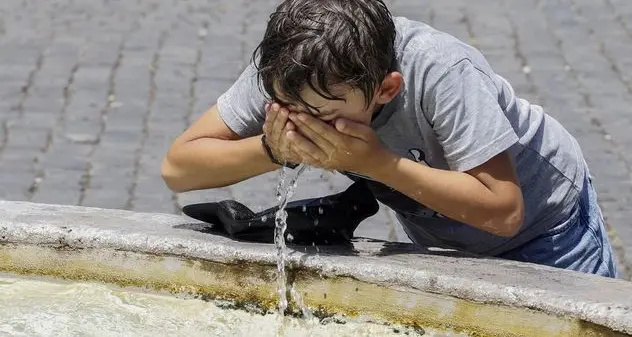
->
xmin=181 ymin=180 xmax=379 ymax=245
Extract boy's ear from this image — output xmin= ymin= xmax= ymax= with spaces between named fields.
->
xmin=376 ymin=72 xmax=403 ymax=104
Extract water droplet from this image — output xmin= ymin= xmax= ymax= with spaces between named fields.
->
xmin=314 ymin=219 xmax=319 ymax=226
xmin=352 ymin=205 xmax=358 ymax=211
xmin=302 ymin=205 xmax=307 ymax=212
xmin=287 ymin=234 xmax=294 ymax=242
xmin=318 ymin=207 xmax=324 ymax=215
xmin=261 ymin=215 xmax=267 ymax=222
xmin=522 ymin=65 xmax=531 ymax=74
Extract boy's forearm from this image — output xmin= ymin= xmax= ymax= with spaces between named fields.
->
xmin=162 ymin=135 xmax=280 ymax=192
xmin=365 ymin=155 xmax=523 ymax=237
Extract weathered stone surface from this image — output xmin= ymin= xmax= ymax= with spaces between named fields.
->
xmin=0 ymin=200 xmax=631 ymax=335
xmin=0 ymin=0 xmax=630 ymax=277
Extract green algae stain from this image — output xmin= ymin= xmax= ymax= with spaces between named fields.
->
xmin=0 ymin=244 xmax=627 ymax=337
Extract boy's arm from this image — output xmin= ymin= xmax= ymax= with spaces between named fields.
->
xmin=366 ymin=150 xmax=524 ymax=237
xmin=161 ymin=104 xmax=279 ymax=192
xmin=287 ymin=113 xmax=524 ymax=238
xmin=162 ymin=61 xmax=282 ymax=192
xmin=385 ymin=57 xmax=525 ymax=237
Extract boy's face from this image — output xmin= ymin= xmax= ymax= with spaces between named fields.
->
xmin=273 ymin=72 xmax=403 ymax=127
xmin=281 ymin=86 xmax=377 ymax=126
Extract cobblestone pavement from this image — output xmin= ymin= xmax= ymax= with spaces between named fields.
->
xmin=1 ymin=0 xmax=631 ymax=278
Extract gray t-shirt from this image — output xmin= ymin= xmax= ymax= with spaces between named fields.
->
xmin=216 ymin=16 xmax=587 ymax=256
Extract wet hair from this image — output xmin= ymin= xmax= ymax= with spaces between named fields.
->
xmin=252 ymin=0 xmax=396 ymax=112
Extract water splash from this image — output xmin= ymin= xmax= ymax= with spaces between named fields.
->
xmin=290 ymin=283 xmax=313 ymax=320
xmin=274 ymin=164 xmax=308 ymax=317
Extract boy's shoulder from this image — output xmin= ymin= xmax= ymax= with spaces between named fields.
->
xmin=392 ymin=16 xmax=496 ymax=84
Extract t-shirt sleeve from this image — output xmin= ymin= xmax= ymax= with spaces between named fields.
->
xmin=422 ymin=59 xmax=519 ymax=172
xmin=216 ymin=61 xmax=268 ymax=138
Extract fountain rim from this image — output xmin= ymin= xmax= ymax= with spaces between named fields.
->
xmin=0 ymin=200 xmax=631 ymax=336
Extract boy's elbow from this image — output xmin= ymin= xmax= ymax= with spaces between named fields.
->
xmin=161 ymin=157 xmax=190 ymax=193
xmin=494 ymin=200 xmax=525 ymax=238
xmin=496 ymin=211 xmax=523 ymax=238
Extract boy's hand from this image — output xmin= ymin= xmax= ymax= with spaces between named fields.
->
xmin=287 ymin=112 xmax=397 ymax=175
xmin=262 ymin=103 xmax=302 ymax=165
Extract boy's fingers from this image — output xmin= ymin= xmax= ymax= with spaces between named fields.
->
xmin=292 ymin=142 xmax=319 ymax=166
xmin=334 ymin=119 xmax=370 ymax=141
xmin=272 ymin=108 xmax=289 ymax=144
xmin=263 ymin=103 xmax=278 ymax=135
xmin=289 ymin=113 xmax=335 ymax=149
xmin=266 ymin=103 xmax=280 ymax=123
xmin=279 ymin=126 xmax=294 ymax=158
xmin=294 ymin=148 xmax=317 ymax=166
xmin=286 ymin=121 xmax=296 ymax=131
xmin=287 ymin=130 xmax=325 ymax=162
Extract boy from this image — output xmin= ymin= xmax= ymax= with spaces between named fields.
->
xmin=161 ymin=0 xmax=619 ymax=278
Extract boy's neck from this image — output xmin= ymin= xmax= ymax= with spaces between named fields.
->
xmin=371 ymin=103 xmax=385 ymax=122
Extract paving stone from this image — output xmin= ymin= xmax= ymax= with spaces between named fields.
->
xmin=0 ymin=146 xmax=39 ymax=169
xmin=132 ymin=195 xmax=177 ymax=214
xmin=0 ymin=42 xmax=43 ymax=65
xmin=72 ymin=67 xmax=112 ymax=92
xmin=81 ymin=43 xmax=122 ymax=68
xmin=197 ymin=58 xmax=245 ymax=81
xmin=134 ymin=173 xmax=174 ymax=200
xmin=89 ymin=150 xmax=137 ymax=174
xmin=0 ymin=103 xmax=20 ymax=120
xmin=5 ymin=124 xmax=50 ymax=149
xmin=37 ymin=143 xmax=91 ymax=172
xmin=177 ymin=187 xmax=235 ymax=210
xmin=355 ymin=207 xmax=395 ymax=242
xmin=104 ymin=108 xmax=146 ymax=132
xmin=193 ymin=79 xmax=234 ymax=111
xmin=31 ymin=168 xmax=83 ymax=205
xmin=21 ymin=94 xmax=65 ymax=114
xmin=0 ymin=181 xmax=30 ymax=201
xmin=0 ymin=0 xmax=631 ymax=263
xmin=82 ymin=188 xmax=130 ymax=210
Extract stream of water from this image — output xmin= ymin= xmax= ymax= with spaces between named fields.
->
xmin=273 ymin=164 xmax=310 ymax=318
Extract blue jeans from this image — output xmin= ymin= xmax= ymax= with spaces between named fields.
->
xmin=499 ymin=172 xmax=619 ymax=279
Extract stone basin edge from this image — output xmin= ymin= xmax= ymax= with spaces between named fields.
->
xmin=0 ymin=200 xmax=630 ymax=335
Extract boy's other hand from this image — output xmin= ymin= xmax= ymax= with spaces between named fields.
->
xmin=262 ymin=103 xmax=302 ymax=165
xmin=288 ymin=112 xmax=397 ymax=175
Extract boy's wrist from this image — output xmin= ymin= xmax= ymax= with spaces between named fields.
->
xmin=260 ymin=135 xmax=299 ymax=169
xmin=361 ymin=150 xmax=401 ymax=182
